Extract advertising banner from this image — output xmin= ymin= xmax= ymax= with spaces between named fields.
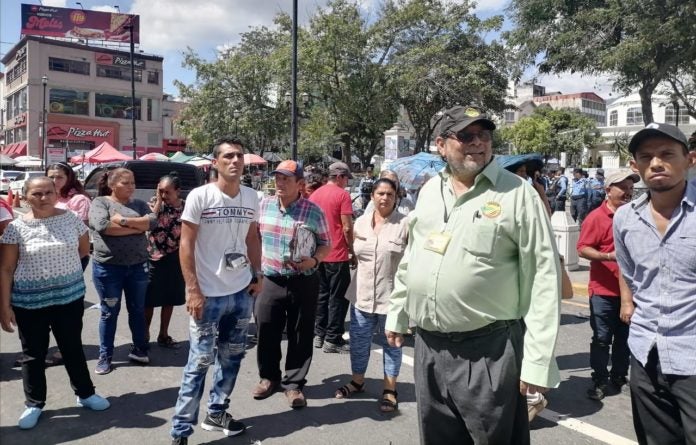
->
xmin=21 ymin=4 xmax=139 ymax=43
xmin=47 ymin=146 xmax=67 ymax=164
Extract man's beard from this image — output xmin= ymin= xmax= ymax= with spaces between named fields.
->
xmin=448 ymin=158 xmax=485 ymax=180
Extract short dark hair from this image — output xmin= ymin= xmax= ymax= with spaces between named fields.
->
xmin=212 ymin=136 xmax=245 ymax=159
xmin=159 ymin=171 xmax=181 ymax=190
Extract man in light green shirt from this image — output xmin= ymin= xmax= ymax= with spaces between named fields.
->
xmin=386 ymin=105 xmax=561 ymax=445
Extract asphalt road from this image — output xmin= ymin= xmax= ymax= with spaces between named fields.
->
xmin=0 ymin=198 xmax=637 ymax=444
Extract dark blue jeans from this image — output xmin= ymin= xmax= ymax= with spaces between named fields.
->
xmin=315 ymin=261 xmax=351 ymax=344
xmin=92 ymin=261 xmax=149 ymax=359
xmin=590 ymin=295 xmax=629 ymax=384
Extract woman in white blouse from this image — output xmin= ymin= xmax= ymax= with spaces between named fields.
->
xmin=334 ymin=178 xmax=408 ymax=412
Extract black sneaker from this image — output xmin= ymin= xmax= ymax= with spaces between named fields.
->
xmin=201 ymin=412 xmax=246 ymax=437
xmin=313 ymin=336 xmax=324 ymax=349
xmin=610 ymin=376 xmax=629 ymax=393
xmin=323 ymin=341 xmax=350 ymax=354
xmin=587 ymin=382 xmax=608 ymax=400
xmin=171 ymin=437 xmax=187 ymax=445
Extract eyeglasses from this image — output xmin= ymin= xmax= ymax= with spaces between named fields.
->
xmin=449 ymin=130 xmax=492 ymax=144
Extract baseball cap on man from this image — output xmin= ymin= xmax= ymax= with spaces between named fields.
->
xmin=329 ymin=161 xmax=353 ymax=179
xmin=271 ymin=160 xmax=304 ymax=179
xmin=605 ymin=170 xmax=640 ymax=187
xmin=628 ymin=122 xmax=688 ymax=155
xmin=438 ymin=106 xmax=496 ymax=136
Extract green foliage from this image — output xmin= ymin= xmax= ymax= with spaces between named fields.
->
xmin=174 ymin=0 xmax=512 ymax=163
xmin=500 ymin=108 xmax=601 ymax=164
xmin=506 ymin=0 xmax=696 ymax=125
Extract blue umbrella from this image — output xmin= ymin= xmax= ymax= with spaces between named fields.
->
xmin=387 ymin=152 xmax=446 ymax=190
xmin=495 ymin=153 xmax=544 ymax=173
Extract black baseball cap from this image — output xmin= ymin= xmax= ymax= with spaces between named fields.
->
xmin=628 ymin=122 xmax=689 ymax=155
xmin=438 ymin=106 xmax=496 ymax=136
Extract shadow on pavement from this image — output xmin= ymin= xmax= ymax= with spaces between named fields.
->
xmin=556 ymin=352 xmax=590 ymax=371
xmin=560 ymin=313 xmax=589 ymax=326
xmin=537 ymin=375 xmax=603 ymax=426
xmin=0 ymin=386 xmax=179 ymax=444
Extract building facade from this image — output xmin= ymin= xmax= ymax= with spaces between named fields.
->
xmin=2 ymin=35 xmax=166 ymax=159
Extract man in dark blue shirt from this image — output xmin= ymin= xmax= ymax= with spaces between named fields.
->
xmin=570 ymin=168 xmax=590 ymax=225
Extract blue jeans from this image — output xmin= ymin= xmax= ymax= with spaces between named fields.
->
xmin=92 ymin=261 xmax=149 ymax=358
xmin=171 ymin=290 xmax=253 ymax=439
xmin=349 ymin=305 xmax=402 ymax=377
xmin=590 ymin=295 xmax=629 ymax=383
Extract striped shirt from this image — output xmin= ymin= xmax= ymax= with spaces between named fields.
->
xmin=614 ymin=180 xmax=696 ymax=375
xmin=259 ymin=195 xmax=330 ymax=276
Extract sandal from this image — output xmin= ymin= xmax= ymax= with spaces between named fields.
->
xmin=335 ymin=380 xmax=365 ymax=399
xmin=380 ymin=389 xmax=398 ymax=413
xmin=157 ymin=335 xmax=180 ymax=349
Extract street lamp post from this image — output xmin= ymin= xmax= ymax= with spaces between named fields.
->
xmin=290 ymin=0 xmax=298 ymax=161
xmin=125 ymin=18 xmax=137 ymax=159
xmin=672 ymin=96 xmax=681 ymax=128
xmin=41 ymin=75 xmax=48 ymax=169
xmin=233 ymin=109 xmax=241 ymax=134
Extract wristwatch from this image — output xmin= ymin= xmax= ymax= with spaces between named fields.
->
xmin=119 ymin=217 xmax=127 ymax=227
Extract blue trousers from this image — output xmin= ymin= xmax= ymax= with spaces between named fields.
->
xmin=171 ymin=290 xmax=253 ymax=439
xmin=349 ymin=305 xmax=402 ymax=378
xmin=589 ymin=295 xmax=629 ymax=383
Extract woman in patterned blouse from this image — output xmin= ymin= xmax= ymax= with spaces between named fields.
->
xmin=0 ymin=177 xmax=110 ymax=430
xmin=145 ymin=172 xmax=186 ymax=348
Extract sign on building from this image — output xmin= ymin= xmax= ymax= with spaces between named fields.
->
xmin=21 ymin=4 xmax=139 ymax=43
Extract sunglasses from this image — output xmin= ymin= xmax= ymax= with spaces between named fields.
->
xmin=449 ymin=129 xmax=492 ymax=144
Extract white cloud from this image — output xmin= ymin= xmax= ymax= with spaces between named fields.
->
xmin=471 ymin=0 xmax=509 ymax=13
xmin=129 ymin=0 xmax=321 ymax=55
xmin=42 ymin=0 xmax=67 ymax=7
xmin=534 ymin=72 xmax=616 ymax=100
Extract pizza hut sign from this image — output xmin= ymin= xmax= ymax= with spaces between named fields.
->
xmin=67 ymin=127 xmax=112 ymax=138
xmin=96 ymin=52 xmax=145 ymax=68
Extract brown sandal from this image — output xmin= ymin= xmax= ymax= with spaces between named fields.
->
xmin=335 ymin=380 xmax=365 ymax=399
xmin=380 ymin=389 xmax=398 ymax=413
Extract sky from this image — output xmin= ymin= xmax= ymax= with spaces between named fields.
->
xmin=0 ymin=0 xmax=615 ymax=99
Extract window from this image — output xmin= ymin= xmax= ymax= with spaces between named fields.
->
xmin=665 ymin=105 xmax=689 ymax=125
xmin=49 ymin=89 xmax=89 ymax=115
xmin=626 ymin=107 xmax=643 ymax=125
xmin=5 ymin=59 xmax=27 ymax=84
xmin=609 ymin=110 xmax=618 ymax=126
xmin=49 ymin=57 xmax=90 ymax=75
xmin=5 ymin=88 xmax=27 ymax=119
xmin=97 ymin=64 xmax=142 ymax=82
xmin=147 ymin=70 xmax=159 ymax=85
xmin=504 ymin=111 xmax=516 ymax=123
xmin=96 ymin=94 xmax=140 ymax=120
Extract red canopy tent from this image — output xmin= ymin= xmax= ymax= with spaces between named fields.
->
xmin=70 ymin=142 xmax=132 ymax=164
xmin=244 ymin=153 xmax=267 ymax=165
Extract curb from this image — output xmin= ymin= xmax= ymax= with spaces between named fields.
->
xmin=571 ymin=282 xmax=588 ymax=298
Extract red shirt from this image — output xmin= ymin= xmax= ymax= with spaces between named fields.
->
xmin=576 ymin=201 xmax=620 ymax=297
xmin=309 ymin=182 xmax=353 ymax=262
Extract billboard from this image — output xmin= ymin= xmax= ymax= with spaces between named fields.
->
xmin=21 ymin=4 xmax=139 ymax=43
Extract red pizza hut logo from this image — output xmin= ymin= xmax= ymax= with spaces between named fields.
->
xmin=96 ymin=53 xmax=113 ymax=64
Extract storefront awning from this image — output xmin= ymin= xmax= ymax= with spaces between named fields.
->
xmin=11 ymin=142 xmax=28 ymax=157
xmin=1 ymin=144 xmax=16 ymax=155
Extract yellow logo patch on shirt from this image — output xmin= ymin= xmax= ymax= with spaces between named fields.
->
xmin=464 ymin=107 xmax=480 ymax=117
xmin=481 ymin=201 xmax=501 ymax=218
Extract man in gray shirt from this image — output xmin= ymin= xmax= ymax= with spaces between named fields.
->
xmin=614 ymin=123 xmax=696 ymax=445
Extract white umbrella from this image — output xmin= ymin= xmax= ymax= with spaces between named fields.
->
xmin=16 ymin=159 xmax=43 ymax=168
xmin=14 ymin=155 xmax=41 ymax=163
xmin=185 ymin=156 xmax=212 ymax=167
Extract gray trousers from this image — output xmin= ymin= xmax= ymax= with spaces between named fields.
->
xmin=415 ymin=320 xmax=529 ymax=445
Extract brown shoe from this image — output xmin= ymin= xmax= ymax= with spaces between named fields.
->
xmin=252 ymin=379 xmax=279 ymax=400
xmin=285 ymin=389 xmax=306 ymax=408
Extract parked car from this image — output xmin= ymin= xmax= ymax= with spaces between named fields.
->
xmin=83 ymin=160 xmax=206 ymax=202
xmin=0 ymin=170 xmax=22 ymax=193
xmin=9 ymin=171 xmax=45 ymax=197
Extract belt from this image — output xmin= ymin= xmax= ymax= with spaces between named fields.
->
xmin=571 ymin=195 xmax=586 ymax=200
xmin=418 ymin=319 xmax=520 ymax=342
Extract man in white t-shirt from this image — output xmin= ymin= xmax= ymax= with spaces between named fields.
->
xmin=170 ymin=137 xmax=262 ymax=445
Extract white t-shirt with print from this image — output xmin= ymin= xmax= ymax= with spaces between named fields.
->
xmin=181 ymin=183 xmax=259 ymax=297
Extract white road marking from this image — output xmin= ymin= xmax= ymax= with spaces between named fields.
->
xmin=375 ymin=349 xmax=637 ymax=445
xmin=538 ymin=409 xmax=638 ymax=445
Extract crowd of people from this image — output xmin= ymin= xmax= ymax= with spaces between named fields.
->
xmin=0 ymin=109 xmax=695 ymax=445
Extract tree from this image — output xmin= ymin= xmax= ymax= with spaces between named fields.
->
xmin=506 ymin=0 xmax=696 ymax=125
xmin=500 ymin=107 xmax=601 ymax=165
xmin=377 ymin=0 xmax=510 ymax=152
xmin=302 ymin=0 xmax=399 ymax=166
